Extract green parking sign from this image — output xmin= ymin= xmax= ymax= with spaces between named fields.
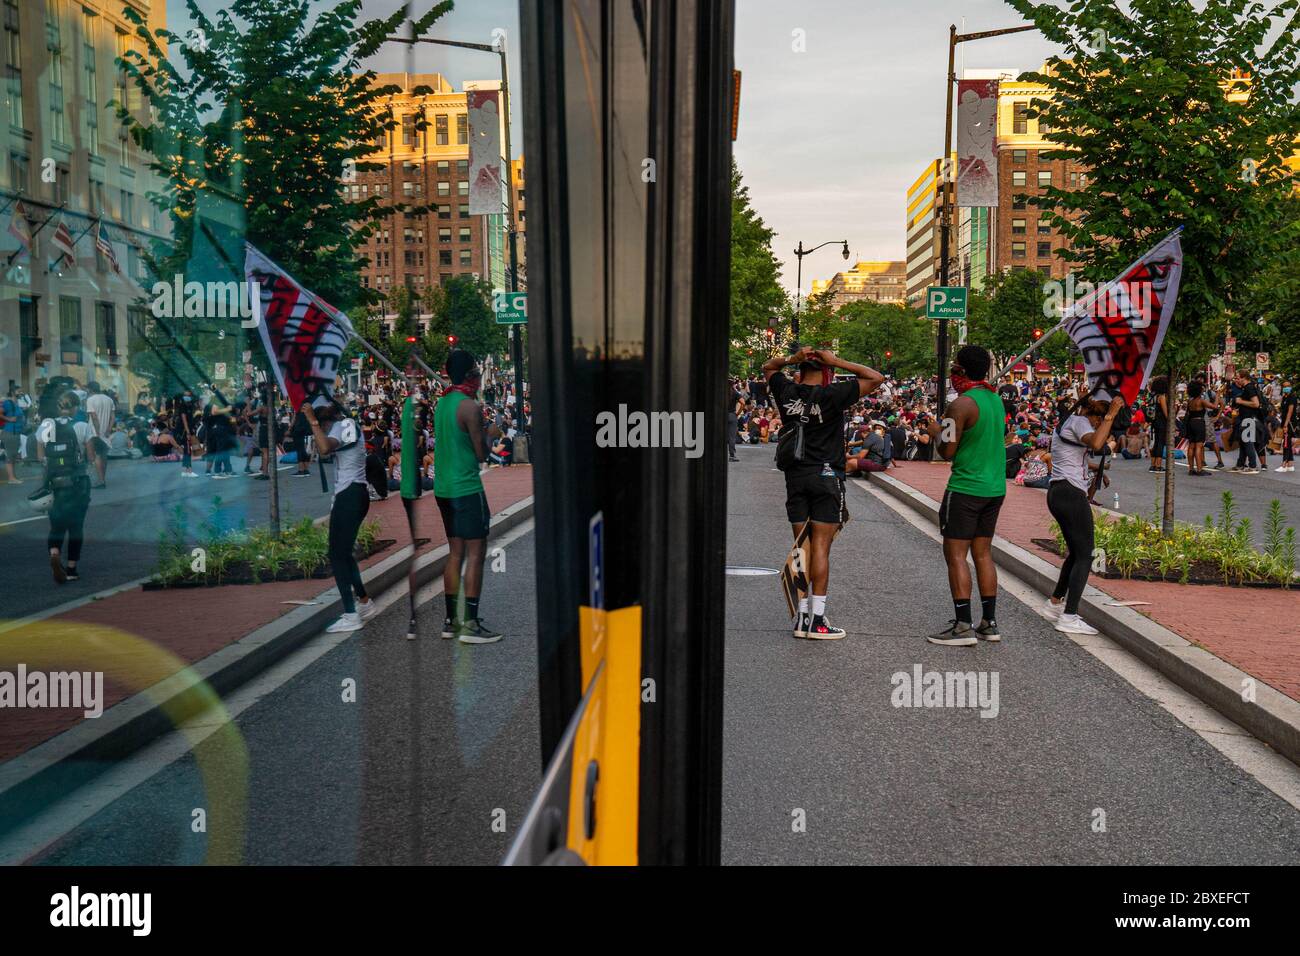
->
xmin=494 ymin=291 xmax=528 ymax=325
xmin=926 ymin=286 xmax=968 ymax=320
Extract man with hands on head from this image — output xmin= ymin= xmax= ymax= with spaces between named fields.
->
xmin=764 ymin=345 xmax=883 ymax=640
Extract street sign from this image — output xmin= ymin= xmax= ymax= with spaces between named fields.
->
xmin=214 ymin=362 xmax=226 ymax=379
xmin=351 ymin=358 xmax=362 ymax=371
xmin=1256 ymin=352 xmax=1269 ymax=370
xmin=1225 ymin=336 xmax=1236 ymax=355
xmin=494 ymin=291 xmax=528 ymax=325
xmin=926 ymin=286 xmax=968 ymax=320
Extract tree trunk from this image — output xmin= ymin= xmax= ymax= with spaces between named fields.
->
xmin=1161 ymin=368 xmax=1177 ymax=536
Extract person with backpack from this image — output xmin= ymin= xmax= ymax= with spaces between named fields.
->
xmin=764 ymin=346 xmax=883 ymax=640
xmin=35 ymin=391 xmax=94 ymax=584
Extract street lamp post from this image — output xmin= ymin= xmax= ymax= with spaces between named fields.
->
xmin=792 ymin=239 xmax=849 ymax=346
xmin=388 ymin=24 xmax=525 ymax=419
xmin=936 ymin=22 xmax=1035 ymax=415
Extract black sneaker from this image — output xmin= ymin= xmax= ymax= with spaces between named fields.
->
xmin=792 ymin=611 xmax=811 ymax=638
xmin=458 ymin=618 xmax=502 ymax=644
xmin=64 ymin=568 xmax=80 ymax=582
xmin=804 ymin=615 xmax=846 ymax=640
xmin=440 ymin=617 xmax=460 ymax=640
xmin=927 ymin=620 xmax=977 ymax=646
xmin=975 ymin=619 xmax=1000 ymax=642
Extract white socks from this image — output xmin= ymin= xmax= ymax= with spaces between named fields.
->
xmin=798 ymin=597 xmax=809 ymax=615
xmin=811 ymin=594 xmax=827 ymax=617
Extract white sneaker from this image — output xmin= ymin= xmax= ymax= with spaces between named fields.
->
xmin=326 ymin=611 xmax=363 ymax=633
xmin=1055 ymin=613 xmax=1098 ymax=635
xmin=357 ymin=599 xmax=379 ymax=621
xmin=1043 ymin=597 xmax=1064 ymax=618
xmin=1275 ymin=465 xmax=1294 ymax=473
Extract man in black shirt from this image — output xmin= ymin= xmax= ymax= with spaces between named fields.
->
xmin=1231 ymin=371 xmax=1263 ymax=473
xmin=764 ymin=346 xmax=883 ymax=639
xmin=1277 ymin=381 xmax=1295 ymax=473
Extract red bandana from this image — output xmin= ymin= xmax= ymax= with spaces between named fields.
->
xmin=445 ymin=381 xmax=479 ymax=399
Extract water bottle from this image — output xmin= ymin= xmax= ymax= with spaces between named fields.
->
xmin=1113 ymin=492 xmax=1120 ymax=511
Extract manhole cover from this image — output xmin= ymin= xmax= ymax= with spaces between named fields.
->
xmin=725 ymin=566 xmax=780 ymax=576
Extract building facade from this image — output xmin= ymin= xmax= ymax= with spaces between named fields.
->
xmin=0 ymin=0 xmax=169 ymax=398
xmin=905 ymin=158 xmax=943 ymax=304
xmin=810 ymin=260 xmax=906 ymax=310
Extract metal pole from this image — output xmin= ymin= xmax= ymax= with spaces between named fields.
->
xmin=266 ymin=377 xmax=280 ymax=537
xmin=500 ymin=42 xmax=525 ymax=426
xmin=937 ymin=24 xmax=956 ymax=417
xmin=793 ymin=244 xmax=802 ymax=345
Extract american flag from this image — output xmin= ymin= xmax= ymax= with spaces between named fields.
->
xmin=95 ymin=220 xmax=122 ymax=275
xmin=50 ymin=215 xmax=76 ymax=267
xmin=6 ymin=200 xmax=32 ymax=256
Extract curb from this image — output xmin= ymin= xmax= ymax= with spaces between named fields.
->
xmin=860 ymin=472 xmax=1300 ymax=768
xmin=0 ymin=494 xmax=535 ymax=839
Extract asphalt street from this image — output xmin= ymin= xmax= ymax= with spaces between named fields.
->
xmin=31 ymin=523 xmax=541 ymax=865
xmin=721 ymin=443 xmax=1300 ymax=864
xmin=19 ymin=445 xmax=1300 ymax=865
xmin=0 ymin=456 xmax=335 ymax=620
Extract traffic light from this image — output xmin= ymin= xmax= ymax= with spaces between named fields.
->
xmin=405 ymin=336 xmax=417 ymax=343
xmin=885 ymin=350 xmax=892 ymax=359
xmin=448 ymin=334 xmax=458 ymax=347
xmin=1032 ymin=328 xmax=1043 ymax=340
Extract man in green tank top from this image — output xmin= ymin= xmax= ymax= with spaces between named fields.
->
xmin=433 ymin=350 xmax=501 ymax=645
xmin=924 ymin=345 xmax=1006 ymax=646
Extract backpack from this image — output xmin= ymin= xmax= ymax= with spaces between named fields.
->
xmin=45 ymin=419 xmax=86 ymax=490
xmin=774 ymin=400 xmax=810 ymax=471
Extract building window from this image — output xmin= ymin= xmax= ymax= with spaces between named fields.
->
xmin=54 ymin=162 xmax=69 ymax=204
xmin=1012 ymin=170 xmax=1027 ymax=187
xmin=456 ymin=159 xmax=468 ymax=175
xmin=438 ymin=227 xmax=451 ymax=243
xmin=95 ymin=301 xmax=115 ymax=353
xmin=82 ymin=8 xmax=98 ymax=156
xmin=1038 ymin=216 xmax=1052 ymax=235
xmin=47 ymin=2 xmax=67 ymax=144
xmin=456 ymin=113 xmax=467 ymax=145
xmin=435 ymin=114 xmax=448 ymax=146
xmin=60 ymin=295 xmax=82 ymax=364
xmin=458 ymin=248 xmax=472 ymax=267
xmin=458 ymin=226 xmax=471 ymax=242
xmin=402 ymin=113 xmax=420 ymax=147
xmin=120 ymin=188 xmax=133 ymax=224
xmin=1037 ymin=170 xmax=1052 ymax=187
xmin=402 ymin=181 xmax=422 ymax=197
xmin=1037 ymin=242 xmax=1052 ymax=258
xmin=1013 ymin=102 xmax=1028 ymax=135
xmin=439 ymin=250 xmax=451 ymax=266
xmin=1012 ymin=149 xmax=1026 ymax=164
xmin=3 ymin=0 xmax=23 ymax=129
xmin=1011 ymin=242 xmax=1026 ymax=259
xmin=458 ymin=203 xmax=469 ymax=218
xmin=436 ymin=160 xmax=449 ymax=175
xmin=8 ymin=149 xmax=27 ymax=191
xmin=457 ymin=180 xmax=468 ymax=196
xmin=1011 ymin=218 xmax=1026 ymax=235
xmin=437 ymin=181 xmax=450 ymax=197
xmin=436 ymin=203 xmax=450 ymax=219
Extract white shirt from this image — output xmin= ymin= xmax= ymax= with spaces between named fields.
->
xmin=328 ymin=418 xmax=366 ymax=498
xmin=85 ymin=393 xmax=115 ymax=440
xmin=1049 ymin=415 xmax=1094 ymax=494
xmin=36 ymin=417 xmax=94 ymax=447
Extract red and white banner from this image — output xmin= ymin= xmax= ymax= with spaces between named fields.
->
xmin=466 ymin=89 xmax=504 ymax=216
xmin=956 ymin=79 xmax=998 ymax=208
xmin=245 ymin=243 xmax=355 ymax=412
xmin=50 ymin=215 xmax=76 ymax=267
xmin=1060 ymin=230 xmax=1183 ymax=404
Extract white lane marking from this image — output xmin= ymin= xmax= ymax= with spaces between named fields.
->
xmin=0 ymin=518 xmax=536 ymax=864
xmin=858 ymin=479 xmax=1300 ymax=812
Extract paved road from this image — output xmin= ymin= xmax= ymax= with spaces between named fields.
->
xmin=21 ymin=446 xmax=1300 ymax=865
xmin=0 ymin=457 xmax=334 ymax=620
xmin=1100 ymin=454 xmax=1299 ymax=548
xmin=721 ymin=444 xmax=1300 ymax=864
xmin=30 ymin=524 xmax=540 ymax=865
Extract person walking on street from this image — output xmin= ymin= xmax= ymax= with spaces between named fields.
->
xmin=1044 ymin=391 xmax=1125 ymax=634
xmin=1277 ymin=381 xmax=1296 ymax=473
xmin=302 ymin=395 xmax=378 ymax=633
xmin=36 ymin=391 xmax=94 ymax=584
xmin=1 ymin=386 xmax=24 ymax=484
xmin=926 ymin=345 xmax=1006 ymax=646
xmin=434 ymin=350 xmax=502 ymax=644
xmin=765 ymin=345 xmax=883 ymax=639
xmin=84 ymin=383 xmax=115 ymax=489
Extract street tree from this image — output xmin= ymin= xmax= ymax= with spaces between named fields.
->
xmin=730 ymin=159 xmax=788 ymax=345
xmin=1006 ymin=0 xmax=1300 ymax=532
xmin=836 ymin=300 xmax=934 ymax=378
xmin=965 ymin=268 xmax=1072 ymax=371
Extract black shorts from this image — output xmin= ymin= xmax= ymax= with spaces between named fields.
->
xmin=436 ymin=490 xmax=491 ymax=540
xmin=940 ymin=489 xmax=1004 ymax=540
xmin=784 ymin=469 xmax=847 ymax=525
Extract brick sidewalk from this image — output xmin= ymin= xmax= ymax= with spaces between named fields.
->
xmin=876 ymin=462 xmax=1300 ymax=702
xmin=0 ymin=466 xmax=533 ymax=762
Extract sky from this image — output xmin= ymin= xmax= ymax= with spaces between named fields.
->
xmin=734 ymin=0 xmax=1065 ymax=297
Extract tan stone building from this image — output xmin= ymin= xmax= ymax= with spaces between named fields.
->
xmin=810 ymin=260 xmax=907 ymax=310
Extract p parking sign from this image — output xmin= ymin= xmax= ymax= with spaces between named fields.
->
xmin=926 ymin=286 xmax=968 ymax=320
xmin=494 ymin=291 xmax=528 ymax=325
